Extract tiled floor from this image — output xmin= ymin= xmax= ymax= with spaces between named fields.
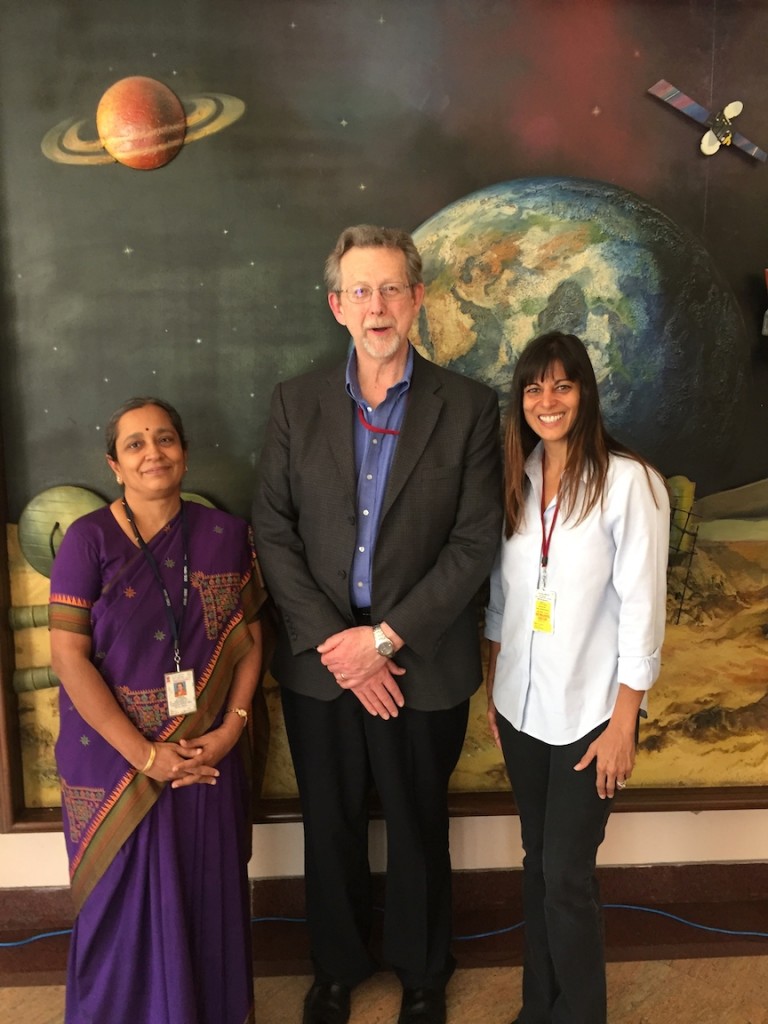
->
xmin=3 ymin=957 xmax=767 ymax=1024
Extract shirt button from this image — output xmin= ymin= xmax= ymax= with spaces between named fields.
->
xmin=372 ymin=438 xmax=378 ymax=445
xmin=367 ymin=406 xmax=372 ymax=412
xmin=362 ymin=509 xmax=369 ymax=516
xmin=358 ymin=546 xmax=365 ymax=552
xmin=366 ymin=474 xmax=373 ymax=480
xmin=356 ymin=581 xmax=364 ymax=588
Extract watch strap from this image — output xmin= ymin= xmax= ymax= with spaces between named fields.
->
xmin=372 ymin=624 xmax=395 ymax=658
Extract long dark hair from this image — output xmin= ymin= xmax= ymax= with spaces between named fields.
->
xmin=503 ymin=331 xmax=658 ymax=537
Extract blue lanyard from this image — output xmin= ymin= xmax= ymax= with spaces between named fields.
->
xmin=122 ymin=498 xmax=190 ymax=670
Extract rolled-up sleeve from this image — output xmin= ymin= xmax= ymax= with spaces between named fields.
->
xmin=612 ymin=466 xmax=670 ymax=691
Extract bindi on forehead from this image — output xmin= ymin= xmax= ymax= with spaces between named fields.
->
xmin=121 ymin=424 xmax=171 ymax=441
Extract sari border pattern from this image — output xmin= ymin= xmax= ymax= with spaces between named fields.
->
xmin=70 ymin=610 xmax=255 ymax=911
xmin=49 ymin=599 xmax=92 ymax=635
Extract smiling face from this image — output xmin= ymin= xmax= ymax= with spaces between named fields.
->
xmin=106 ymin=404 xmax=187 ymax=503
xmin=522 ymin=360 xmax=581 ymax=447
xmin=327 ymin=245 xmax=424 ymax=361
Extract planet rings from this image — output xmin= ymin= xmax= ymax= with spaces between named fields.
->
xmin=41 ymin=93 xmax=246 ymax=166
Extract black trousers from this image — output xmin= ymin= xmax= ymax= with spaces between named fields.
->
xmin=281 ymin=686 xmax=469 ymax=990
xmin=497 ymin=714 xmax=614 ymax=1024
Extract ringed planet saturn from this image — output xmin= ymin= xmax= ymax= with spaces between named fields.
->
xmin=41 ymin=75 xmax=245 ymax=170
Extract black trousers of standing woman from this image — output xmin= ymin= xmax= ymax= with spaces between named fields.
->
xmin=497 ymin=713 xmax=614 ymax=1024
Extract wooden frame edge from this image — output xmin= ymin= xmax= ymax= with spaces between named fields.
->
xmin=251 ymin=784 xmax=768 ymax=824
xmin=0 ymin=426 xmax=26 ymax=832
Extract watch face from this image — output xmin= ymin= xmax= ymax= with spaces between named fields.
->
xmin=373 ymin=625 xmax=394 ymax=657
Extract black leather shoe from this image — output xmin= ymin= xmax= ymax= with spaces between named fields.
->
xmin=302 ymin=980 xmax=351 ymax=1024
xmin=398 ymin=987 xmax=447 ymax=1024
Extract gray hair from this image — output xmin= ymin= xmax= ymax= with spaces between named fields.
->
xmin=324 ymin=224 xmax=423 ymax=292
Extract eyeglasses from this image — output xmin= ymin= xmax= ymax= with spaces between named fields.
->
xmin=338 ymin=283 xmax=414 ymax=304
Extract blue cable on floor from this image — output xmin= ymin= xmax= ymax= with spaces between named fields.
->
xmin=601 ymin=904 xmax=768 ymax=942
xmin=453 ymin=905 xmax=768 ymax=942
xmin=0 ymin=928 xmax=73 ymax=948
xmin=3 ymin=905 xmax=768 ymax=948
xmin=453 ymin=921 xmax=525 ymax=940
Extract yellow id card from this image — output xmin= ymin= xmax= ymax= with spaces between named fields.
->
xmin=532 ymin=589 xmax=556 ymax=633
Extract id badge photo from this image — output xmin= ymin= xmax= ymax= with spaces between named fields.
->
xmin=165 ymin=669 xmax=197 ymax=715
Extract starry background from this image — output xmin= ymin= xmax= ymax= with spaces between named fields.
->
xmin=1 ymin=0 xmax=768 ymax=520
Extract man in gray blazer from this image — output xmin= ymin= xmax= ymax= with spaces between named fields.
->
xmin=254 ymin=225 xmax=502 ymax=1024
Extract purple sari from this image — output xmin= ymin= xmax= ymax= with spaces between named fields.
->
xmin=50 ymin=502 xmax=266 ymax=1024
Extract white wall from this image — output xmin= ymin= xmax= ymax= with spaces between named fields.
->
xmin=2 ymin=809 xmax=768 ymax=888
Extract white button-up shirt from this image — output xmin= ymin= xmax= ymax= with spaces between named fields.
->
xmin=485 ymin=444 xmax=670 ymax=745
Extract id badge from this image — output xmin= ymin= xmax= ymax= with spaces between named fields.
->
xmin=532 ymin=589 xmax=556 ymax=634
xmin=164 ymin=669 xmax=197 ymax=715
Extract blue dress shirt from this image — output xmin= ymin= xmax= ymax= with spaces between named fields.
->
xmin=345 ymin=344 xmax=414 ymax=608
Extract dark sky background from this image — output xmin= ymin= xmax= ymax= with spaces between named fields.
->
xmin=1 ymin=0 xmax=768 ymax=519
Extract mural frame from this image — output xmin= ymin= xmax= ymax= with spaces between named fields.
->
xmin=255 ymin=785 xmax=768 ymax=826
xmin=0 ymin=434 xmax=64 ymax=833
xmin=2 ymin=443 xmax=768 ymax=833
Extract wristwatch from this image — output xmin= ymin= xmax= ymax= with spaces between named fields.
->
xmin=373 ymin=624 xmax=395 ymax=658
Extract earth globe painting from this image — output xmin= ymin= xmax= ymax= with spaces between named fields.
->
xmin=411 ymin=178 xmax=748 ymax=479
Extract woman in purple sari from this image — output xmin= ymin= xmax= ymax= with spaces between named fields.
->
xmin=50 ymin=397 xmax=267 ymax=1024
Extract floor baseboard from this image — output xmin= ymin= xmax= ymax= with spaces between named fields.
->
xmin=3 ymin=864 xmax=768 ymax=986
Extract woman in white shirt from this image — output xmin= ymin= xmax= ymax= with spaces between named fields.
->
xmin=485 ymin=331 xmax=669 ymax=1024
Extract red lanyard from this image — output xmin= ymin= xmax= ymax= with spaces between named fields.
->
xmin=357 ymin=405 xmax=400 ymax=436
xmin=539 ymin=465 xmax=559 ymax=585
xmin=540 ymin=502 xmax=559 ymax=571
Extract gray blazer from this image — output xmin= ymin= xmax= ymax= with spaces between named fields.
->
xmin=253 ymin=348 xmax=503 ymax=711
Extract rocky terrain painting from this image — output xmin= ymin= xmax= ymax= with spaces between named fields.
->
xmin=11 ymin=473 xmax=768 ymax=806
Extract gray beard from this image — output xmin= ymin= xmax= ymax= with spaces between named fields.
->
xmin=360 ymin=331 xmax=404 ymax=360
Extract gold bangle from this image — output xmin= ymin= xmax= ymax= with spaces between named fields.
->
xmin=140 ymin=743 xmax=156 ymax=774
xmin=225 ymin=707 xmax=248 ymax=727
